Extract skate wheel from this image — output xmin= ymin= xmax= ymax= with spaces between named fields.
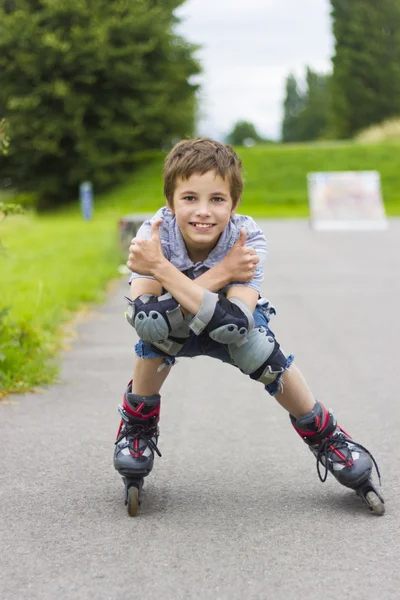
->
xmin=365 ymin=490 xmax=385 ymax=516
xmin=127 ymin=485 xmax=140 ymax=517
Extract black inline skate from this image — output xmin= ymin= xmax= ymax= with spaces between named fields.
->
xmin=291 ymin=401 xmax=385 ymax=515
xmin=114 ymin=382 xmax=161 ymax=516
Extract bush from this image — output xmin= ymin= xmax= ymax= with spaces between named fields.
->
xmin=0 ymin=307 xmax=57 ymax=396
xmin=355 ymin=118 xmax=400 ymax=143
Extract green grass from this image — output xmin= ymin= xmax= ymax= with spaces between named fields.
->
xmin=237 ymin=140 xmax=400 ymax=216
xmin=1 ymin=139 xmax=399 ymax=395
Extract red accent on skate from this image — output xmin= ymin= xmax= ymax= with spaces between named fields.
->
xmin=130 ymin=437 xmax=146 ymax=458
xmin=329 ymin=443 xmax=354 ymax=467
xmin=292 ymin=404 xmax=330 ymax=438
xmin=321 ymin=405 xmax=330 ymax=430
xmin=122 ymin=390 xmax=160 ymax=421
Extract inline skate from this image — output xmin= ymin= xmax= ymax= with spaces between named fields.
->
xmin=291 ymin=401 xmax=384 ymax=515
xmin=114 ymin=383 xmax=161 ymax=516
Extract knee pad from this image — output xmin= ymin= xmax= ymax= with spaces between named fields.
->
xmin=152 ymin=314 xmax=193 ymax=356
xmin=189 ymin=290 xmax=254 ymax=346
xmin=125 ymin=293 xmax=187 ymax=351
xmin=228 ymin=326 xmax=288 ymax=385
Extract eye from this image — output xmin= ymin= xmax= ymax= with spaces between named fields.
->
xmin=212 ymin=197 xmax=225 ymax=203
xmin=183 ymin=196 xmax=196 ymax=202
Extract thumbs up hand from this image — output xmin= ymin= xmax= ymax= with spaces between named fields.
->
xmin=222 ymin=227 xmax=260 ymax=283
xmin=127 ymin=218 xmax=165 ymax=275
xmin=235 ymin=227 xmax=247 ymax=247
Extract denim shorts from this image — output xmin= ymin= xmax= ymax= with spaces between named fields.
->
xmin=134 ymin=300 xmax=294 ymax=396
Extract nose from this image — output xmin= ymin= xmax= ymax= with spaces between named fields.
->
xmin=195 ymin=200 xmax=211 ymax=218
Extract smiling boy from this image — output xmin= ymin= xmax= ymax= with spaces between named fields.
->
xmin=113 ymin=138 xmax=383 ymax=516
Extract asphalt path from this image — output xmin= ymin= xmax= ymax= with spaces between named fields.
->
xmin=1 ymin=219 xmax=399 ymax=600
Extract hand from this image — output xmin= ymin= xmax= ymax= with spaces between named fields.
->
xmin=222 ymin=228 xmax=260 ymax=283
xmin=127 ymin=218 xmax=165 ymax=276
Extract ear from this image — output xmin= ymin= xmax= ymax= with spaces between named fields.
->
xmin=230 ymin=198 xmax=240 ymax=217
xmin=166 ymin=197 xmax=175 ymax=214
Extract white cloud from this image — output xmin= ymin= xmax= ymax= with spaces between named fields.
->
xmin=175 ymin=0 xmax=334 ymax=140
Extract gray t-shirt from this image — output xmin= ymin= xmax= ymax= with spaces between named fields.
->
xmin=129 ymin=206 xmax=267 ymax=293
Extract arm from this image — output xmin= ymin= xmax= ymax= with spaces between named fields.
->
xmin=130 ymin=240 xmax=257 ymax=299
xmin=127 ymin=219 xmax=260 ymax=345
xmin=151 ymin=262 xmax=260 ymax=316
xmin=152 ymin=260 xmax=205 ymax=315
xmin=130 ymin=277 xmax=162 ymax=301
xmin=128 ymin=220 xmax=260 ymax=313
xmin=226 ymin=285 xmax=259 ymax=313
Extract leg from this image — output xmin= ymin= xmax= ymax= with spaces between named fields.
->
xmin=114 ymin=346 xmax=173 ymax=481
xmin=274 ymin=363 xmax=315 ymax=418
xmin=227 ymin=308 xmax=384 ymax=513
xmin=132 ymin=355 xmax=172 ymax=396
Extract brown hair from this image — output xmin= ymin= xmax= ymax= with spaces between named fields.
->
xmin=163 ymin=137 xmax=243 ymax=207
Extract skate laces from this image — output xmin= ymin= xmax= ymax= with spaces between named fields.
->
xmin=115 ymin=424 xmax=162 ymax=457
xmin=315 ymin=432 xmax=381 ymax=485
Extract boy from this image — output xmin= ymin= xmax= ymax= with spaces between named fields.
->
xmin=114 ymin=138 xmax=384 ymax=516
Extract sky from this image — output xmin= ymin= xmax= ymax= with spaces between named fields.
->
xmin=175 ymin=0 xmax=334 ymax=141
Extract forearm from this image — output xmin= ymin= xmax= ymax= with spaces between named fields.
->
xmin=191 ymin=262 xmax=229 ymax=292
xmin=152 ymin=258 xmax=206 ymax=314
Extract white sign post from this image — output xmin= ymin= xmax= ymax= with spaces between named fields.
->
xmin=307 ymin=171 xmax=388 ymax=231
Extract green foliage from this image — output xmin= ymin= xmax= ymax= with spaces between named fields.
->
xmin=225 ymin=121 xmax=267 ymax=146
xmin=0 ymin=118 xmax=9 ymax=155
xmin=0 ymin=307 xmax=56 ymax=397
xmin=330 ymin=0 xmax=400 ymax=138
xmin=281 ymin=74 xmax=305 ymax=142
xmin=0 ymin=202 xmax=24 ymax=219
xmin=0 ymin=201 xmax=24 ymax=253
xmin=282 ymin=69 xmax=331 ymax=142
xmin=0 ymin=0 xmax=200 ymax=208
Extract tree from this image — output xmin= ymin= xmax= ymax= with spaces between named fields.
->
xmin=281 ymin=74 xmax=305 ymax=142
xmin=281 ymin=70 xmax=330 ymax=142
xmin=296 ymin=68 xmax=331 ymax=141
xmin=0 ymin=0 xmax=200 ymax=207
xmin=330 ymin=0 xmax=400 ymax=138
xmin=225 ymin=121 xmax=265 ymax=146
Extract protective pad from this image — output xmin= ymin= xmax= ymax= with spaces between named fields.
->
xmin=228 ymin=326 xmax=288 ymax=385
xmin=189 ymin=290 xmax=254 ymax=346
xmin=125 ymin=293 xmax=184 ymax=344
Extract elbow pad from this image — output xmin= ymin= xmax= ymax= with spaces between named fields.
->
xmin=189 ymin=291 xmax=254 ymax=346
xmin=125 ymin=293 xmax=184 ymax=344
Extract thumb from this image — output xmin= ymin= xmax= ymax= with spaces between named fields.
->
xmin=151 ymin=218 xmax=163 ymax=238
xmin=236 ymin=227 xmax=247 ymax=247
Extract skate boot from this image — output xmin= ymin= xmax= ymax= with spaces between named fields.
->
xmin=291 ymin=401 xmax=384 ymax=515
xmin=114 ymin=382 xmax=161 ymax=516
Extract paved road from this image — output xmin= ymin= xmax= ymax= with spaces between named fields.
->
xmin=1 ymin=220 xmax=399 ymax=600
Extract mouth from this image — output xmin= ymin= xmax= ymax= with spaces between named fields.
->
xmin=189 ymin=222 xmax=216 ymax=231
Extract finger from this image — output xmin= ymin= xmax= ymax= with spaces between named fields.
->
xmin=151 ymin=218 xmax=163 ymax=238
xmin=236 ymin=227 xmax=247 ymax=247
xmin=247 ymin=255 xmax=259 ymax=266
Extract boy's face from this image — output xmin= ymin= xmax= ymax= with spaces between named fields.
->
xmin=168 ymin=171 xmax=236 ymax=261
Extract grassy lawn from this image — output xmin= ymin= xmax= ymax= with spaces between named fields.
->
xmin=1 ymin=140 xmax=399 ymax=396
